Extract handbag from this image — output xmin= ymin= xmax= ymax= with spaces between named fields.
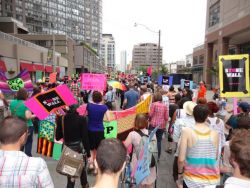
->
xmin=56 ymin=116 xmax=84 ymax=178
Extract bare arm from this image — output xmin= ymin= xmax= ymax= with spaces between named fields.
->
xmin=124 ymin=132 xmax=132 ymax=148
xmin=25 ymin=110 xmax=36 ymax=120
xmin=178 ymin=128 xmax=188 ymax=174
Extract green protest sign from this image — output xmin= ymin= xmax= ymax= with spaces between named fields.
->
xmin=7 ymin=78 xmax=24 ymax=91
xmin=36 ymin=71 xmax=43 ymax=81
xmin=104 ymin=121 xmax=118 ymax=138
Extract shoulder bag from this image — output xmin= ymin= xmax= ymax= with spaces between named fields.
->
xmin=56 ymin=116 xmax=84 ymax=178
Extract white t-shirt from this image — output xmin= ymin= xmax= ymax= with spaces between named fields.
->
xmin=205 ymin=177 xmax=250 ymax=188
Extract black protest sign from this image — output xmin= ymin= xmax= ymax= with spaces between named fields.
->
xmin=143 ymin=76 xmax=148 ymax=83
xmin=162 ymin=76 xmax=169 ymax=85
xmin=184 ymin=80 xmax=190 ymax=88
xmin=219 ymin=55 xmax=250 ymax=97
xmin=36 ymin=90 xmax=66 ymax=112
xmin=64 ymin=76 xmax=68 ymax=81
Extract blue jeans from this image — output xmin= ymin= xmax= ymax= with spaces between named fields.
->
xmin=23 ymin=126 xmax=34 ymax=157
xmin=149 ymin=126 xmax=164 ymax=159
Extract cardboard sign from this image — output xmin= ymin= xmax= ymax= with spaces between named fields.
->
xmin=158 ymin=75 xmax=173 ymax=86
xmin=49 ymin=72 xmax=57 ymax=83
xmin=0 ymin=69 xmax=33 ymax=93
xmin=25 ymin=84 xmax=77 ymax=120
xmin=38 ymin=120 xmax=55 ymax=142
xmin=81 ymin=73 xmax=107 ymax=91
xmin=219 ymin=54 xmax=250 ymax=97
xmin=104 ymin=121 xmax=118 ymax=138
xmin=181 ymin=79 xmax=193 ymax=89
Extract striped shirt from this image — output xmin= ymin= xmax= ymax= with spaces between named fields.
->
xmin=0 ymin=150 xmax=54 ymax=188
xmin=184 ymin=129 xmax=220 ymax=188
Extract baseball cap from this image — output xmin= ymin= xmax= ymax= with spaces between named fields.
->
xmin=238 ymin=102 xmax=250 ymax=112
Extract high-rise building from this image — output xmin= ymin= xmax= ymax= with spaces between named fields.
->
xmin=0 ymin=0 xmax=102 ymax=49
xmin=101 ymin=34 xmax=115 ymax=70
xmin=204 ymin=0 xmax=250 ymax=88
xmin=120 ymin=50 xmax=127 ymax=72
xmin=132 ymin=43 xmax=162 ymax=71
xmin=84 ymin=0 xmax=102 ymax=53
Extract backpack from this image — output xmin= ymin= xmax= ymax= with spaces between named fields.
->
xmin=134 ymin=130 xmax=158 ymax=167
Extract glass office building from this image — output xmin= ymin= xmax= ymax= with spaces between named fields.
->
xmin=0 ymin=0 xmax=101 ymax=50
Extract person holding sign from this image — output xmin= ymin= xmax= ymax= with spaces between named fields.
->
xmin=9 ymin=88 xmax=36 ymax=157
xmin=87 ymin=91 xmax=110 ymax=174
xmin=197 ymin=81 xmax=207 ymax=100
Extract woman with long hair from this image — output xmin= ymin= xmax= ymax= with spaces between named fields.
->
xmin=87 ymin=91 xmax=110 ymax=174
xmin=9 ymin=88 xmax=35 ymax=156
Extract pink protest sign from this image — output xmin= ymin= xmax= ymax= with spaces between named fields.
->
xmin=81 ymin=73 xmax=106 ymax=91
xmin=25 ymin=84 xmax=77 ymax=120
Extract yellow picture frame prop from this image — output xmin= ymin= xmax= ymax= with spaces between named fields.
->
xmin=219 ymin=54 xmax=250 ymax=98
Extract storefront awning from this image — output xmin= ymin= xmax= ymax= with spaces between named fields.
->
xmin=0 ymin=60 xmax=7 ymax=72
xmin=56 ymin=67 xmax=60 ymax=73
xmin=45 ymin=66 xmax=53 ymax=73
xmin=34 ymin=64 xmax=44 ymax=71
xmin=20 ymin=62 xmax=35 ymax=72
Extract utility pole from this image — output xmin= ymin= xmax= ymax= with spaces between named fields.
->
xmin=158 ymin=30 xmax=161 ymax=75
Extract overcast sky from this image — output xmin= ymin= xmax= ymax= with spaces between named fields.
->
xmin=103 ymin=0 xmax=207 ymax=66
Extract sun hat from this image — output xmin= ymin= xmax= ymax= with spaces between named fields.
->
xmin=183 ymin=101 xmax=197 ymax=116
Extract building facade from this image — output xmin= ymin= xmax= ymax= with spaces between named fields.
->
xmin=101 ymin=34 xmax=115 ymax=70
xmin=192 ymin=44 xmax=205 ymax=83
xmin=0 ymin=31 xmax=68 ymax=81
xmin=132 ymin=43 xmax=162 ymax=71
xmin=186 ymin=53 xmax=193 ymax=68
xmin=84 ymin=0 xmax=102 ymax=53
xmin=14 ymin=34 xmax=73 ymax=75
xmin=204 ymin=0 xmax=250 ymax=88
xmin=0 ymin=0 xmax=102 ymax=49
xmin=120 ymin=50 xmax=127 ymax=72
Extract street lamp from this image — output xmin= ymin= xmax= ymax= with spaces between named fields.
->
xmin=134 ymin=23 xmax=161 ymax=75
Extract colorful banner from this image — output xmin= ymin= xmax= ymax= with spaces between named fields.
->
xmin=81 ymin=73 xmax=107 ymax=91
xmin=25 ymin=84 xmax=77 ymax=120
xmin=49 ymin=72 xmax=57 ymax=83
xmin=136 ymin=95 xmax=152 ymax=114
xmin=0 ymin=69 xmax=33 ymax=93
xmin=103 ymin=95 xmax=152 ymax=140
xmin=219 ymin=54 xmax=250 ymax=97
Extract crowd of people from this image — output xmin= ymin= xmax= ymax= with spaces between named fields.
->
xmin=0 ymin=77 xmax=250 ymax=188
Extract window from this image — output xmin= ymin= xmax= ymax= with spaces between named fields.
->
xmin=209 ymin=1 xmax=220 ymax=27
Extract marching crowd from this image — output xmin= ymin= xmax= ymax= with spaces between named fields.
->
xmin=0 ymin=77 xmax=250 ymax=188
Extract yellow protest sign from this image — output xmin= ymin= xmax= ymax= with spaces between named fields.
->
xmin=219 ymin=54 xmax=250 ymax=98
